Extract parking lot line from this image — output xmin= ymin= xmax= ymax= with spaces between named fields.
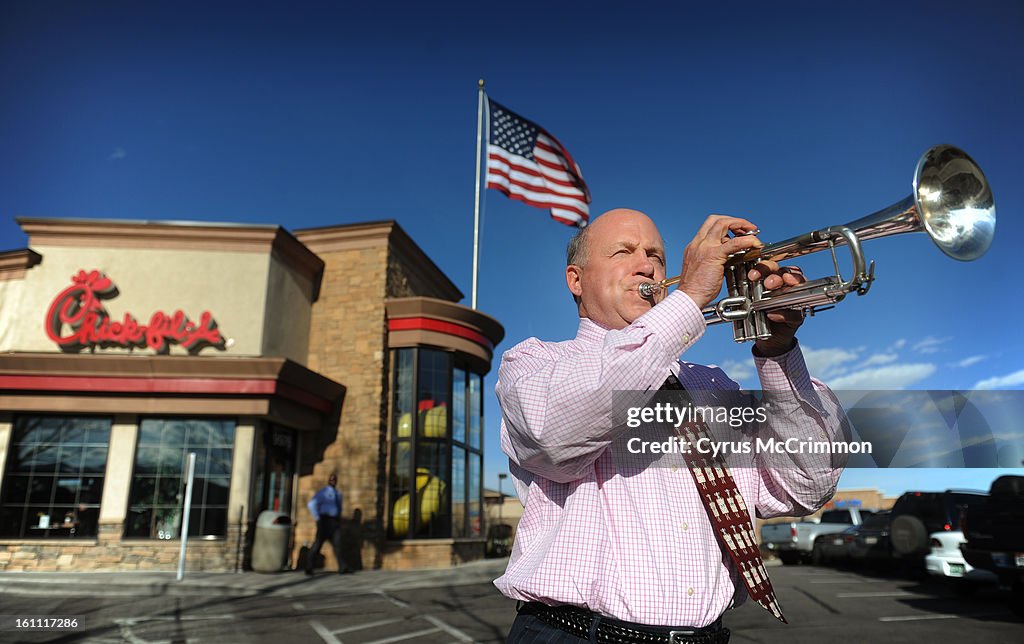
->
xmin=809 ymin=579 xmax=885 ymax=584
xmin=422 ymin=615 xmax=476 ymax=642
xmin=376 ymin=590 xmax=411 ymax=608
xmin=363 ymin=626 xmax=443 ymax=644
xmin=837 ymin=591 xmax=914 ymax=598
xmin=879 ymin=614 xmax=960 ymax=622
xmin=310 ymin=620 xmax=342 ymax=644
xmin=332 ymin=617 xmax=406 ymax=633
xmin=295 ymin=595 xmax=394 ymax=612
xmin=879 ymin=612 xmax=1009 ymax=623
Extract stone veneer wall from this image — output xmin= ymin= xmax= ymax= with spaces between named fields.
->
xmin=387 ymin=244 xmax=458 ymax=300
xmin=295 ymin=223 xmax=472 ymax=571
xmin=0 ymin=524 xmax=246 ymax=572
xmin=295 ymin=241 xmax=390 ymax=571
xmin=377 ymin=540 xmax=486 ymax=570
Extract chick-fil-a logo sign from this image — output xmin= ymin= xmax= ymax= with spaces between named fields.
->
xmin=45 ymin=269 xmax=226 ymax=354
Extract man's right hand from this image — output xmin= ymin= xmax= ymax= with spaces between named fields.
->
xmin=677 ymin=215 xmax=762 ymax=309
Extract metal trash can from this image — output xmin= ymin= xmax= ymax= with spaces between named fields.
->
xmin=251 ymin=510 xmax=292 ymax=572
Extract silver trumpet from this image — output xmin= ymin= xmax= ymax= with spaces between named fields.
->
xmin=639 ymin=144 xmax=996 ymax=342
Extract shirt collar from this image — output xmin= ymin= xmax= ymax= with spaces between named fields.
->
xmin=575 ymin=317 xmax=610 ymax=345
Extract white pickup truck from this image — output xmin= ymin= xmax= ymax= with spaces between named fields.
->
xmin=761 ymin=508 xmax=874 ymax=565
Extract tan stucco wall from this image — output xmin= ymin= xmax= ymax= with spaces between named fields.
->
xmin=261 ymin=256 xmax=315 ymax=363
xmin=0 ymin=245 xmax=272 ymax=356
xmin=0 ymin=279 xmax=27 ymax=352
xmin=98 ymin=416 xmax=139 ymax=525
xmin=230 ymin=422 xmax=256 ymax=524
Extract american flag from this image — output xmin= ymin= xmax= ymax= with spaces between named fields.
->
xmin=485 ymin=98 xmax=591 ymax=227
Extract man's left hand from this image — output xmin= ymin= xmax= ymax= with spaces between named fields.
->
xmin=748 ymin=260 xmax=806 ymax=357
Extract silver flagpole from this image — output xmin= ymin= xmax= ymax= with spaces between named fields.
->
xmin=471 ymin=78 xmax=485 ymax=310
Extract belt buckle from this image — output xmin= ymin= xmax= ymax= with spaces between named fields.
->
xmin=668 ymin=630 xmax=697 ymax=643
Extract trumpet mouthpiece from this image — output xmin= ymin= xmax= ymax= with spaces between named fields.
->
xmin=639 ymin=282 xmax=659 ymax=298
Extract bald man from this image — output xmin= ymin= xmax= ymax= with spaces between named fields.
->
xmin=495 ymin=210 xmax=848 ymax=643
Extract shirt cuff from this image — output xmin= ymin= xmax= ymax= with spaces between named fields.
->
xmin=638 ymin=289 xmax=707 ymax=358
xmin=753 ymin=340 xmax=811 ymax=388
xmin=752 ymin=340 xmax=825 ymax=414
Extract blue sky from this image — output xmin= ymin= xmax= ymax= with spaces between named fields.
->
xmin=1 ymin=1 xmax=1021 ymax=499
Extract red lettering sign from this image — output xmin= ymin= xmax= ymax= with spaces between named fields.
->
xmin=45 ymin=270 xmax=226 ymax=354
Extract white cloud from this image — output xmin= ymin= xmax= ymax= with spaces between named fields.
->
xmin=718 ymin=360 xmax=755 ymax=382
xmin=801 ymin=345 xmax=860 ymax=379
xmin=973 ymin=369 xmax=1024 ymax=390
xmin=951 ymin=355 xmax=987 ymax=368
xmin=862 ymin=353 xmax=898 ymax=368
xmin=912 ymin=336 xmax=951 ymax=355
xmin=827 ymin=363 xmax=937 ymax=389
xmin=108 ymin=147 xmax=127 ymax=160
xmin=892 ymin=339 xmax=907 ymax=350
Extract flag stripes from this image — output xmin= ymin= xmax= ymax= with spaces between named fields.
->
xmin=485 ymin=98 xmax=591 ymax=227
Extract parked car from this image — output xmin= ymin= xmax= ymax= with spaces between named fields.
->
xmin=889 ymin=489 xmax=987 ymax=574
xmin=926 ymin=528 xmax=996 ymax=590
xmin=961 ymin=475 xmax=1024 ymax=615
xmin=847 ymin=510 xmax=892 ymax=567
xmin=485 ymin=523 xmax=514 ymax=558
xmin=811 ymin=525 xmax=858 ymax=566
xmin=762 ymin=508 xmax=874 ymax=565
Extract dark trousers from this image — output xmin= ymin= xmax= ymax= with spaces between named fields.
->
xmin=307 ymin=515 xmax=348 ymax=572
xmin=507 ymin=612 xmax=590 ymax=643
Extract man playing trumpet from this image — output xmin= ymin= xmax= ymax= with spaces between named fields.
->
xmin=495 ymin=208 xmax=849 ymax=643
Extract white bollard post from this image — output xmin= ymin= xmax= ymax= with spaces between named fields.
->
xmin=177 ymin=452 xmax=197 ymax=582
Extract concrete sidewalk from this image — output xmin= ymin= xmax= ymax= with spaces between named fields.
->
xmin=0 ymin=557 xmax=510 ymax=599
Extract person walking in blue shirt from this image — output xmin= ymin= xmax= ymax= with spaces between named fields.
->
xmin=305 ymin=473 xmax=352 ymax=575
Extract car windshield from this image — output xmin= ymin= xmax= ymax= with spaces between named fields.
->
xmin=820 ymin=510 xmax=853 ymax=524
xmin=946 ymin=493 xmax=986 ymax=530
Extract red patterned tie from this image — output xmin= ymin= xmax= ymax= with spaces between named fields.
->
xmin=662 ymin=374 xmax=787 ymax=623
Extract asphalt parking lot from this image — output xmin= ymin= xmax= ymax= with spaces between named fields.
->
xmin=1 ymin=560 xmax=1020 ymax=643
xmin=724 ymin=562 xmax=1023 ymax=643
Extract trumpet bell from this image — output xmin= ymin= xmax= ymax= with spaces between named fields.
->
xmin=914 ymin=144 xmax=995 ymax=261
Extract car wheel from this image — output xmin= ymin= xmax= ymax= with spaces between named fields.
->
xmin=890 ymin=515 xmax=929 ymax=556
xmin=812 ymin=541 xmax=825 ymax=566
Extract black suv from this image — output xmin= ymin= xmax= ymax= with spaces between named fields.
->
xmin=888 ymin=490 xmax=987 ymax=561
xmin=962 ymin=476 xmax=1024 ymax=616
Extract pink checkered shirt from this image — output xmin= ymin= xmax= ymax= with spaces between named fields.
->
xmin=494 ymin=290 xmax=848 ymax=628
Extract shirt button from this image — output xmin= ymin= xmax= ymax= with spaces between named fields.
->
xmin=687 ymin=587 xmax=695 ymax=597
xmin=682 ymin=522 xmax=688 ymax=531
xmin=682 ymin=334 xmax=690 ymax=344
xmin=671 ymin=466 xmax=678 ymax=472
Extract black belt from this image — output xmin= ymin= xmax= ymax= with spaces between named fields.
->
xmin=519 ymin=602 xmax=730 ymax=644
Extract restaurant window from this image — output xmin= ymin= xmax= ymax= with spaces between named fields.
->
xmin=0 ymin=416 xmax=110 ymax=539
xmin=388 ymin=348 xmax=484 ymax=540
xmin=253 ymin=424 xmax=296 ymax=515
xmin=124 ymin=419 xmax=235 ymax=539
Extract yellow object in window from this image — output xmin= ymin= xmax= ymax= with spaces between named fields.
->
xmin=397 ymin=412 xmax=413 ymax=438
xmin=420 ymin=405 xmax=447 ymax=438
xmin=390 ymin=468 xmax=448 ymax=538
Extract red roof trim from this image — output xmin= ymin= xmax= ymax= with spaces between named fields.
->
xmin=387 ymin=317 xmax=493 ymax=351
xmin=0 ymin=375 xmax=332 ymax=413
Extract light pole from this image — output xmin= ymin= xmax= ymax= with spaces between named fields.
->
xmin=497 ymin=473 xmax=508 ymax=525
